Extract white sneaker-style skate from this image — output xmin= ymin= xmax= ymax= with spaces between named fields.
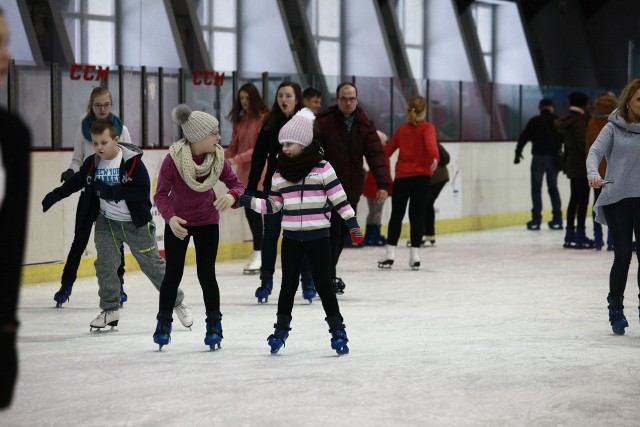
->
xmin=90 ymin=310 xmax=120 ymax=331
xmin=243 ymin=250 xmax=261 ymax=275
xmin=377 ymin=245 xmax=396 ymax=269
xmin=409 ymin=247 xmax=421 ymax=270
xmin=174 ymin=303 xmax=193 ymax=329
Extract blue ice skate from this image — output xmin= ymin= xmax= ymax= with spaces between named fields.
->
xmin=54 ymin=284 xmax=73 ymax=307
xmin=326 ymin=315 xmax=349 ymax=355
xmin=204 ymin=312 xmax=223 ymax=351
xmin=153 ymin=317 xmax=172 ymax=350
xmin=526 ymin=219 xmax=541 ymax=230
xmin=268 ymin=322 xmax=291 ymax=354
xmin=119 ymin=283 xmax=128 ymax=307
xmin=255 ymin=277 xmax=273 ymax=303
xmin=300 ymin=272 xmax=316 ymax=303
xmin=608 ymin=296 xmax=628 ymax=335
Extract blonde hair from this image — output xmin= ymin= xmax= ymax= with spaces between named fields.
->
xmin=85 ymin=87 xmax=113 ymax=119
xmin=616 ymin=79 xmax=640 ymax=123
xmin=406 ymin=96 xmax=427 ymax=126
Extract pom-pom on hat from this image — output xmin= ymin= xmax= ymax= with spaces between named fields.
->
xmin=279 ymin=108 xmax=315 ymax=147
xmin=172 ymin=104 xmax=219 ymax=143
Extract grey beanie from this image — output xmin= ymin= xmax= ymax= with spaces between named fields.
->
xmin=172 ymin=104 xmax=219 ymax=143
xmin=278 ymin=108 xmax=315 ymax=147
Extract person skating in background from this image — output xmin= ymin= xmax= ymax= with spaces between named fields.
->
xmin=153 ymin=105 xmax=244 ymax=351
xmin=237 ymin=108 xmax=364 ymax=355
xmin=363 ymin=130 xmax=392 ymax=247
xmin=556 ymin=91 xmax=593 ymax=248
xmin=587 ymin=79 xmax=640 ymax=336
xmin=378 ymin=96 xmax=439 ymax=270
xmin=225 ymin=82 xmax=268 ymax=275
xmin=0 ymin=6 xmax=31 ymax=409
xmin=302 ymin=87 xmax=322 ymax=114
xmin=42 ymin=121 xmax=193 ymax=332
xmin=585 ymin=92 xmax=617 ymax=250
xmin=54 ymin=87 xmax=130 ymax=308
xmin=246 ymin=81 xmax=316 ymax=304
xmin=421 ymin=141 xmax=450 ymax=246
xmin=315 ymin=82 xmax=390 ymax=293
xmin=514 ymin=98 xmax=564 ymax=231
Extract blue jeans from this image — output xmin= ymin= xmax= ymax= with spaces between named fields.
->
xmin=530 ymin=155 xmax=562 ymax=222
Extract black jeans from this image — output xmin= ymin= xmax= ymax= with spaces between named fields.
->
xmin=602 ymin=198 xmax=640 ymax=298
xmin=278 ymin=236 xmax=340 ymax=321
xmin=387 ymin=175 xmax=430 ymax=247
xmin=159 ymin=223 xmax=220 ymax=314
xmin=567 ymin=178 xmax=590 ymax=229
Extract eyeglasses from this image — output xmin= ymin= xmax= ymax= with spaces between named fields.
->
xmin=93 ymin=103 xmax=112 ymax=110
xmin=338 ymin=97 xmax=357 ymax=104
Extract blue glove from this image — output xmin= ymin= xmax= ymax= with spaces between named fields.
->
xmin=42 ymin=192 xmax=60 ymax=212
xmin=237 ymin=194 xmax=253 ymax=208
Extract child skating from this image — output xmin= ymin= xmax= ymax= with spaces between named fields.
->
xmin=237 ymin=108 xmax=364 ymax=355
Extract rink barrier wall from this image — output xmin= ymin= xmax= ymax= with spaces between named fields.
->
xmin=21 ymin=142 xmax=572 ymax=285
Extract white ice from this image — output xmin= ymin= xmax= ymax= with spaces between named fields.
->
xmin=4 ymin=226 xmax=640 ymax=426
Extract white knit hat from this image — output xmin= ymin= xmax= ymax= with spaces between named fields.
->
xmin=172 ymin=104 xmax=219 ymax=143
xmin=278 ymin=108 xmax=315 ymax=147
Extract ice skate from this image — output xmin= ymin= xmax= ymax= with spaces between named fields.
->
xmin=409 ymin=247 xmax=420 ymax=270
xmin=572 ymin=229 xmax=595 ymax=249
xmin=422 ymin=235 xmax=436 ymax=247
xmin=563 ymin=226 xmax=575 ymax=248
xmin=326 ymin=315 xmax=349 ymax=355
xmin=268 ymin=317 xmax=291 ymax=354
xmin=90 ymin=310 xmax=119 ymax=332
xmin=243 ymin=250 xmax=261 ymax=275
xmin=377 ymin=245 xmax=396 ymax=269
xmin=608 ymin=295 xmax=628 ymax=335
xmin=204 ymin=311 xmax=223 ymax=351
xmin=547 ymin=219 xmax=563 ymax=230
xmin=364 ymin=224 xmax=386 ymax=246
xmin=332 ymin=277 xmax=346 ymax=295
xmin=593 ymin=224 xmax=604 ymax=251
xmin=255 ymin=277 xmax=273 ymax=303
xmin=53 ymin=284 xmax=73 ymax=307
xmin=119 ymin=283 xmax=128 ymax=307
xmin=174 ymin=303 xmax=193 ymax=329
xmin=300 ymin=272 xmax=316 ymax=303
xmin=526 ymin=219 xmax=541 ymax=230
xmin=153 ymin=313 xmax=172 ymax=350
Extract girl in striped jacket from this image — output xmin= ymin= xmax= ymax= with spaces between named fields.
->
xmin=237 ymin=108 xmax=363 ymax=355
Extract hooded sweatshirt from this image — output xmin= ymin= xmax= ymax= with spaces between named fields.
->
xmin=586 ymin=111 xmax=640 ymax=225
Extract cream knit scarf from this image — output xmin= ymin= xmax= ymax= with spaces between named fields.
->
xmin=169 ymin=139 xmax=225 ymax=192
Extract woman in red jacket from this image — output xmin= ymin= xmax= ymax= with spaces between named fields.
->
xmin=378 ymin=96 xmax=439 ymax=270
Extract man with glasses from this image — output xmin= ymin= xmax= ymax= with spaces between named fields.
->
xmin=315 ymin=82 xmax=390 ymax=294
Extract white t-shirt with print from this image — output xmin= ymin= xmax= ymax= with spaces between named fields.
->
xmin=96 ymin=147 xmax=132 ymax=222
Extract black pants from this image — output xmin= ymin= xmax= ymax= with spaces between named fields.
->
xmin=329 ymin=210 xmax=350 ymax=279
xmin=602 ymin=198 xmax=640 ymax=298
xmin=62 ymin=191 xmax=124 ymax=286
xmin=278 ymin=236 xmax=340 ymax=321
xmin=244 ymin=206 xmax=263 ymax=251
xmin=423 ymin=180 xmax=447 ymax=237
xmin=159 ymin=223 xmax=220 ymax=314
xmin=567 ymin=178 xmax=590 ymax=229
xmin=387 ymin=175 xmax=430 ymax=247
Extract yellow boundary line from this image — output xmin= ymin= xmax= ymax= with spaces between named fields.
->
xmin=20 ymin=210 xmax=550 ymax=286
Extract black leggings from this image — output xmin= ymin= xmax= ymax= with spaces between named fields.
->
xmin=278 ymin=237 xmax=340 ymax=321
xmin=423 ymin=180 xmax=447 ymax=237
xmin=602 ymin=198 xmax=640 ymax=298
xmin=244 ymin=207 xmax=263 ymax=251
xmin=387 ymin=175 xmax=430 ymax=247
xmin=567 ymin=178 xmax=590 ymax=229
xmin=159 ymin=223 xmax=220 ymax=314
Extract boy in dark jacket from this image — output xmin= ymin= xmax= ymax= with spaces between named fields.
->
xmin=42 ymin=121 xmax=193 ymax=331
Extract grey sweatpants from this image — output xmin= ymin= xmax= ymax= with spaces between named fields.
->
xmin=94 ymin=214 xmax=184 ymax=311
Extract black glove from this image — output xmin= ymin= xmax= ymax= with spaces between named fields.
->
xmin=514 ymin=152 xmax=523 ymax=165
xmin=237 ymin=194 xmax=253 ymax=208
xmin=0 ymin=328 xmax=18 ymax=409
xmin=60 ymin=169 xmax=74 ymax=183
xmin=42 ymin=192 xmax=60 ymax=212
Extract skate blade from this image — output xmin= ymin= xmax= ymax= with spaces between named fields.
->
xmin=243 ymin=269 xmax=260 ymax=275
xmin=377 ymin=262 xmax=393 ymax=269
xmin=90 ymin=326 xmax=118 ymax=333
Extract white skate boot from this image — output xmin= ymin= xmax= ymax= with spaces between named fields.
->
xmin=243 ymin=250 xmax=261 ymax=275
xmin=409 ymin=247 xmax=421 ymax=270
xmin=377 ymin=245 xmax=396 ymax=269
xmin=174 ymin=303 xmax=193 ymax=329
xmin=90 ymin=310 xmax=120 ymax=331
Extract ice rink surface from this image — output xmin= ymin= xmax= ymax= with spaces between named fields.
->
xmin=5 ymin=226 xmax=640 ymax=426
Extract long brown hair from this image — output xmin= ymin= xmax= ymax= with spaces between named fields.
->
xmin=85 ymin=87 xmax=112 ymax=119
xmin=263 ymin=81 xmax=303 ymax=131
xmin=227 ymin=82 xmax=268 ymax=124
xmin=616 ymin=79 xmax=640 ymax=123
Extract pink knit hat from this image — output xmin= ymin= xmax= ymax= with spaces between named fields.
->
xmin=279 ymin=108 xmax=315 ymax=147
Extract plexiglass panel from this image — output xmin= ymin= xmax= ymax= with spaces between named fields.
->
xmin=17 ymin=67 xmax=52 ymax=149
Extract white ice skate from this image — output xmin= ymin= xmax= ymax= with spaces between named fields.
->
xmin=90 ymin=310 xmax=120 ymax=332
xmin=243 ymin=250 xmax=261 ymax=275
xmin=174 ymin=303 xmax=193 ymax=329
xmin=409 ymin=247 xmax=421 ymax=271
xmin=377 ymin=245 xmax=396 ymax=269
